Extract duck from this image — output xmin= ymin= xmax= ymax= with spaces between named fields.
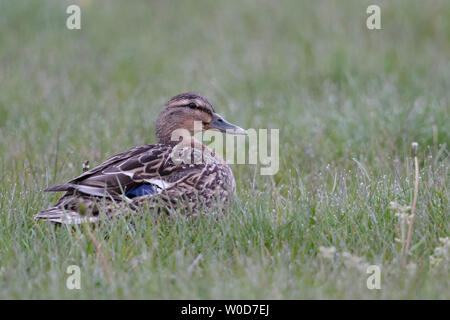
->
xmin=35 ymin=92 xmax=248 ymax=224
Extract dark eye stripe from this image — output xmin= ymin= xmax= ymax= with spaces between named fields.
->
xmin=186 ymin=103 xmax=212 ymax=115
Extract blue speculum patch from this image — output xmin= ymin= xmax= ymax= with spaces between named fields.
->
xmin=125 ymin=185 xmax=155 ymax=198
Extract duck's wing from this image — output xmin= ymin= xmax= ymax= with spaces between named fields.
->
xmin=44 ymin=144 xmax=174 ymax=197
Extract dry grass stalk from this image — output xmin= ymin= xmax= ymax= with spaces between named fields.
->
xmin=83 ymin=222 xmax=113 ymax=284
xmin=402 ymin=142 xmax=419 ymax=268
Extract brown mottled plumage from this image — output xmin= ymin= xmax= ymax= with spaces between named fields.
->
xmin=35 ymin=93 xmax=247 ymax=224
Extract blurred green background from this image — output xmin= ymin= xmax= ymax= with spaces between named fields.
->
xmin=0 ymin=0 xmax=448 ymax=299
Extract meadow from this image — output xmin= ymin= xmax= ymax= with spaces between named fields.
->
xmin=0 ymin=0 xmax=448 ymax=299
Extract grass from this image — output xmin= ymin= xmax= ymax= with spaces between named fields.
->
xmin=0 ymin=0 xmax=449 ymax=299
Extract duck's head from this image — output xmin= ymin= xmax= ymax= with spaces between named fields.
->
xmin=156 ymin=92 xmax=247 ymax=145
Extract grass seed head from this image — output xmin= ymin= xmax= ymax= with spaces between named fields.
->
xmin=411 ymin=142 xmax=418 ymax=157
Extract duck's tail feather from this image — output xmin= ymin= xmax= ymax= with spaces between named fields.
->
xmin=44 ymin=183 xmax=127 ymax=201
xmin=44 ymin=184 xmax=72 ymax=192
xmin=34 ymin=207 xmax=99 ymax=224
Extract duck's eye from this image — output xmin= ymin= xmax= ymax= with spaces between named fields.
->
xmin=188 ymin=103 xmax=196 ymax=108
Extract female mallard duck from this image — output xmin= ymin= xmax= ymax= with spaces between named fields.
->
xmin=35 ymin=93 xmax=247 ymax=224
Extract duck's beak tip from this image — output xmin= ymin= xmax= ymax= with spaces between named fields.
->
xmin=228 ymin=127 xmax=248 ymax=135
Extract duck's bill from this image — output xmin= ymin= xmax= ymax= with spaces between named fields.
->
xmin=209 ymin=113 xmax=248 ymax=135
